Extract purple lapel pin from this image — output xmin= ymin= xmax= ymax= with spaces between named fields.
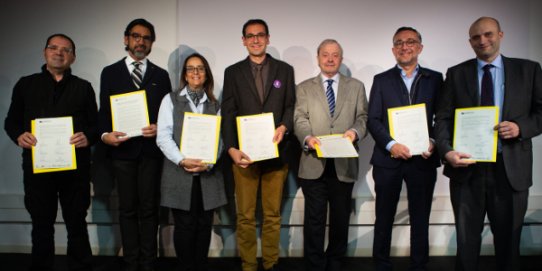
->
xmin=273 ymin=80 xmax=282 ymax=89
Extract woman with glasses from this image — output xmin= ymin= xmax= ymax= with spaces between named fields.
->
xmin=156 ymin=53 xmax=227 ymax=271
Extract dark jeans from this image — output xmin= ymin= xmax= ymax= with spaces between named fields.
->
xmin=113 ymin=157 xmax=162 ymax=271
xmin=23 ymin=168 xmax=93 ymax=271
xmin=171 ymin=175 xmax=214 ymax=271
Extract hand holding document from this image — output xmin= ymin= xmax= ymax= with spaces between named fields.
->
xmin=179 ymin=112 xmax=221 ymax=164
xmin=453 ymin=106 xmax=499 ymax=162
xmin=31 ymin=116 xmax=77 ymax=173
xmin=110 ymin=90 xmax=150 ymax=137
xmin=388 ymin=104 xmax=429 ymax=155
xmin=236 ymin=113 xmax=278 ymax=162
xmin=314 ymin=134 xmax=358 ymax=158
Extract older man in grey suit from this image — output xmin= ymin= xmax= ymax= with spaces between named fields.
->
xmin=294 ymin=39 xmax=368 ymax=271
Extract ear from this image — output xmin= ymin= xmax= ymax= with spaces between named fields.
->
xmin=124 ymin=36 xmax=129 ymax=46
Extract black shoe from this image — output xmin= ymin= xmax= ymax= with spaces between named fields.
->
xmin=264 ymin=265 xmax=279 ymax=271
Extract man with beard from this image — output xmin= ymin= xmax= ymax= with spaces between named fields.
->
xmin=98 ymin=18 xmax=172 ymax=271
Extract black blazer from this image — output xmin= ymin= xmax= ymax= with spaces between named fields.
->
xmin=435 ymin=56 xmax=542 ymax=191
xmin=368 ymin=66 xmax=442 ymax=170
xmin=221 ymin=54 xmax=296 ymax=166
xmin=98 ymin=58 xmax=172 ymax=160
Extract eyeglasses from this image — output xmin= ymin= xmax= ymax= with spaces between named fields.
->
xmin=46 ymin=45 xmax=73 ymax=54
xmin=393 ymin=39 xmax=420 ymax=48
xmin=186 ymin=66 xmax=205 ymax=74
xmin=130 ymin=33 xmax=152 ymax=42
xmin=244 ymin=33 xmax=267 ymax=40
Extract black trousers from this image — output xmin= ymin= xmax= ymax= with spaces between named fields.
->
xmin=113 ymin=157 xmax=162 ymax=271
xmin=372 ymin=163 xmax=436 ymax=271
xmin=450 ymin=155 xmax=528 ymax=271
xmin=171 ymin=176 xmax=214 ymax=271
xmin=23 ymin=168 xmax=93 ymax=271
xmin=300 ymin=160 xmax=354 ymax=271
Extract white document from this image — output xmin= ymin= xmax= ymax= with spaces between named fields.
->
xmin=314 ymin=134 xmax=358 ymax=158
xmin=110 ymin=90 xmax=150 ymax=137
xmin=453 ymin=106 xmax=499 ymax=162
xmin=179 ymin=113 xmax=221 ymax=164
xmin=388 ymin=103 xmax=430 ymax=155
xmin=236 ymin=113 xmax=278 ymax=162
xmin=32 ymin=117 xmax=76 ymax=173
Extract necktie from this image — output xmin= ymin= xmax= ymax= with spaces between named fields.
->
xmin=326 ymin=79 xmax=335 ymax=117
xmin=480 ymin=64 xmax=494 ymax=106
xmin=132 ymin=61 xmax=143 ymax=89
xmin=254 ymin=64 xmax=264 ymax=103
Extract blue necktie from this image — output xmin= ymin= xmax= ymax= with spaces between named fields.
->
xmin=326 ymin=79 xmax=335 ymax=117
xmin=481 ymin=64 xmax=494 ymax=106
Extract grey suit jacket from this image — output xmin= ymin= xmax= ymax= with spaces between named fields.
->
xmin=435 ymin=56 xmax=542 ymax=191
xmin=294 ymin=73 xmax=368 ymax=182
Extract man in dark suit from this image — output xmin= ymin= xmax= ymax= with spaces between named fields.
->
xmin=294 ymin=39 xmax=368 ymax=271
xmin=368 ymin=27 xmax=442 ymax=271
xmin=221 ymin=19 xmax=295 ymax=271
xmin=435 ymin=17 xmax=542 ymax=271
xmin=98 ymin=18 xmax=172 ymax=271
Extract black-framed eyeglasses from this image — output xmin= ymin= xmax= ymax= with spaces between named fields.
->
xmin=393 ymin=39 xmax=420 ymax=48
xmin=186 ymin=66 xmax=205 ymax=74
xmin=244 ymin=33 xmax=267 ymax=40
xmin=130 ymin=33 xmax=152 ymax=42
xmin=46 ymin=45 xmax=73 ymax=54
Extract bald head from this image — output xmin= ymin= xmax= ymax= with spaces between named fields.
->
xmin=468 ymin=16 xmax=503 ymax=62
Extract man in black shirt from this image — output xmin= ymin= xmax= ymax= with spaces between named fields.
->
xmin=4 ymin=33 xmax=98 ymax=271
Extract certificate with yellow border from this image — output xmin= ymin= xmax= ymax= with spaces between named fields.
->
xmin=388 ymin=103 xmax=429 ymax=155
xmin=236 ymin=113 xmax=278 ymax=162
xmin=314 ymin=134 xmax=358 ymax=158
xmin=179 ymin=112 xmax=221 ymax=164
xmin=31 ymin=117 xmax=77 ymax=174
xmin=110 ymin=90 xmax=150 ymax=137
xmin=453 ymin=106 xmax=499 ymax=162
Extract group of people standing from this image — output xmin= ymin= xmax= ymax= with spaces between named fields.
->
xmin=4 ymin=15 xmax=541 ymax=271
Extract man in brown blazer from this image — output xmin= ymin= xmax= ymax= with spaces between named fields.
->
xmin=221 ymin=19 xmax=296 ymax=271
xmin=294 ymin=39 xmax=368 ymax=271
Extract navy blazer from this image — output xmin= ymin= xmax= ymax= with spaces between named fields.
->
xmin=435 ymin=56 xmax=542 ymax=191
xmin=368 ymin=66 xmax=442 ymax=169
xmin=98 ymin=58 xmax=172 ymax=160
xmin=221 ymin=54 xmax=296 ymax=166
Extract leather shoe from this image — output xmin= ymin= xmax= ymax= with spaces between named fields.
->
xmin=264 ymin=265 xmax=279 ymax=271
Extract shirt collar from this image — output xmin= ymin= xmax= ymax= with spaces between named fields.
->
xmin=477 ymin=54 xmax=503 ymax=70
xmin=125 ymin=56 xmax=148 ymax=67
xmin=320 ymin=73 xmax=340 ymax=84
xmin=396 ymin=64 xmax=420 ymax=78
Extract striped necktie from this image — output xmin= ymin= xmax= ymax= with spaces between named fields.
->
xmin=132 ymin=61 xmax=143 ymax=89
xmin=326 ymin=79 xmax=335 ymax=117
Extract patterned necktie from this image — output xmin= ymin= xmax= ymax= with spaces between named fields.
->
xmin=131 ymin=61 xmax=143 ymax=89
xmin=480 ymin=64 xmax=494 ymax=106
xmin=254 ymin=64 xmax=264 ymax=103
xmin=326 ymin=79 xmax=335 ymax=117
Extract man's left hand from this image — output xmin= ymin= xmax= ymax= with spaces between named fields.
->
xmin=142 ymin=124 xmax=157 ymax=137
xmin=273 ymin=125 xmax=287 ymax=144
xmin=70 ymin=132 xmax=88 ymax=148
xmin=343 ymin=129 xmax=357 ymax=142
xmin=421 ymin=140 xmax=435 ymax=159
xmin=495 ymin=121 xmax=520 ymax=139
